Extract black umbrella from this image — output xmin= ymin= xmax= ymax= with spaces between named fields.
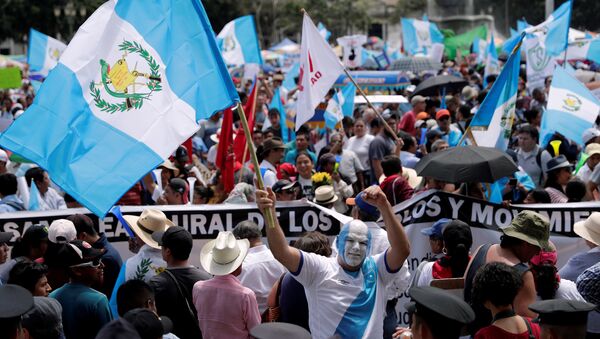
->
xmin=415 ymin=146 xmax=518 ymax=183
xmin=412 ymin=75 xmax=468 ymax=97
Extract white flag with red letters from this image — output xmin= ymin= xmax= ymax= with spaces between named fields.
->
xmin=295 ymin=13 xmax=344 ymax=130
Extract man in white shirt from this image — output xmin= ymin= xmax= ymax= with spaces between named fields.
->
xmin=514 ymin=125 xmax=552 ymax=187
xmin=259 ymin=138 xmax=286 ymax=188
xmin=576 ymin=143 xmax=600 ymax=183
xmin=233 ymin=221 xmax=286 ymax=313
xmin=25 ymin=167 xmax=66 ymax=210
xmin=256 ymin=185 xmax=410 ymax=339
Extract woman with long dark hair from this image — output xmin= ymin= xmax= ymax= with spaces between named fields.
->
xmin=415 ymin=220 xmax=473 ymax=286
xmin=544 ymin=155 xmax=572 ymax=203
xmin=529 ymin=244 xmax=585 ymax=302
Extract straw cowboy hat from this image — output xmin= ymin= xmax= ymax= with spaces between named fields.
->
xmin=123 ymin=209 xmax=175 ymax=249
xmin=313 ymin=185 xmax=338 ymax=205
xmin=200 ymin=231 xmax=249 ymax=276
xmin=574 ymin=212 xmax=600 ymax=246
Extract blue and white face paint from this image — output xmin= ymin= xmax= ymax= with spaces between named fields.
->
xmin=337 ymin=220 xmax=371 ymax=268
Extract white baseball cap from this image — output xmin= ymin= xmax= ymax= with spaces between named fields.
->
xmin=48 ymin=219 xmax=77 ymax=244
xmin=582 ymin=128 xmax=600 ymax=144
xmin=0 ymin=149 xmax=7 ymax=163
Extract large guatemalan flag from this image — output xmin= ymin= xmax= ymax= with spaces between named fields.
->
xmin=27 ymin=28 xmax=67 ymax=77
xmin=0 ymin=0 xmax=239 ymax=216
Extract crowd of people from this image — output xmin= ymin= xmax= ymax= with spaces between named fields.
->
xmin=2 ymin=35 xmax=600 ymax=339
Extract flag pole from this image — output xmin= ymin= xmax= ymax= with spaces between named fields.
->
xmin=238 ymin=145 xmax=248 ymax=184
xmin=340 ymin=67 xmax=401 ymax=143
xmin=235 ymin=103 xmax=276 ymax=229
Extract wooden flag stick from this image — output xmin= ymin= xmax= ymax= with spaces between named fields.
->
xmin=235 ymin=103 xmax=276 ymax=229
xmin=341 ymin=67 xmax=400 ymax=142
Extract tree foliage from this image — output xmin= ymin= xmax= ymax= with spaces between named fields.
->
xmin=0 ymin=0 xmax=103 ymax=44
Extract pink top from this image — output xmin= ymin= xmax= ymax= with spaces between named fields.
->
xmin=192 ymin=274 xmax=261 ymax=339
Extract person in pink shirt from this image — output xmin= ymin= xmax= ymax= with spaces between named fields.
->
xmin=193 ymin=231 xmax=261 ymax=339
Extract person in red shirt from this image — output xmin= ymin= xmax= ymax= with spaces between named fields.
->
xmin=379 ymin=155 xmax=414 ymax=206
xmin=472 ymin=262 xmax=541 ymax=339
xmin=399 ymin=95 xmax=426 ymax=136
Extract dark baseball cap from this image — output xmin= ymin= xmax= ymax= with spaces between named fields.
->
xmin=175 ymin=146 xmax=189 ymax=162
xmin=152 ymin=226 xmax=192 ymax=250
xmin=61 ymin=240 xmax=105 ymax=267
xmin=22 ymin=224 xmax=49 ymax=243
xmin=169 ymin=178 xmax=188 ymax=194
xmin=123 ymin=308 xmax=173 ymax=337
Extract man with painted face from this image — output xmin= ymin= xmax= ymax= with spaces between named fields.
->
xmin=256 ymin=185 xmax=411 ymax=339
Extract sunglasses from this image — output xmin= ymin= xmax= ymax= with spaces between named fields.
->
xmin=71 ymin=258 xmax=102 ymax=268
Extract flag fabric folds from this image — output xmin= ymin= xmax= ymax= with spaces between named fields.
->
xmin=216 ymin=108 xmax=235 ymax=193
xmin=295 ymin=13 xmax=345 ymax=131
xmin=401 ymin=18 xmax=444 ymax=56
xmin=508 ymin=1 xmax=572 ymax=56
xmin=340 ymin=82 xmax=356 ymax=117
xmin=540 ymin=66 xmax=600 ymax=146
xmin=217 ymin=15 xmax=263 ymax=66
xmin=0 ymin=0 xmax=239 ymax=216
xmin=470 ymin=35 xmax=524 ymax=150
xmin=565 ymin=38 xmax=600 ymax=64
xmin=233 ymin=80 xmax=258 ymax=164
xmin=270 ymin=90 xmax=291 ymax=143
xmin=27 ymin=28 xmax=67 ymax=77
xmin=317 ymin=22 xmax=331 ymax=42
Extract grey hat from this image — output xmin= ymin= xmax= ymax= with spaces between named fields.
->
xmin=22 ymin=297 xmax=64 ymax=338
xmin=250 ymin=322 xmax=311 ymax=339
xmin=0 ymin=284 xmax=33 ymax=318
xmin=545 ymin=155 xmax=571 ymax=173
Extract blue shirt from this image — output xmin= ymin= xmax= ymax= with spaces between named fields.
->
xmin=51 ymin=282 xmax=113 ymax=339
xmin=93 ymin=234 xmax=123 ymax=298
xmin=0 ymin=194 xmax=25 ymax=213
xmin=559 ymin=248 xmax=600 ymax=282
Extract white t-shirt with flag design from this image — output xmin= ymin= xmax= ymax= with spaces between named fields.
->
xmin=292 ymin=251 xmax=398 ymax=339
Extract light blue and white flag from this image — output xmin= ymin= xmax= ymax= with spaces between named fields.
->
xmin=470 ymin=35 xmax=524 ymax=150
xmin=270 ymin=89 xmax=292 ymax=143
xmin=473 ymin=36 xmax=488 ymax=64
xmin=540 ymin=66 xmax=600 ymax=146
xmin=28 ymin=182 xmax=40 ymax=211
xmin=524 ymin=1 xmax=572 ymax=56
xmin=503 ymin=20 xmax=531 ymax=54
xmin=325 ymin=95 xmax=344 ymax=130
xmin=27 ymin=28 xmax=67 ymax=77
xmin=0 ymin=0 xmax=239 ymax=216
xmin=317 ymin=22 xmax=331 ymax=42
xmin=564 ymin=38 xmax=600 ymax=64
xmin=401 ymin=18 xmax=444 ymax=56
xmin=340 ymin=82 xmax=356 ymax=117
xmin=217 ymin=15 xmax=263 ymax=66
xmin=483 ymin=35 xmax=500 ymax=86
xmin=517 ymin=19 xmax=530 ymax=33
xmin=282 ymin=61 xmax=300 ymax=91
